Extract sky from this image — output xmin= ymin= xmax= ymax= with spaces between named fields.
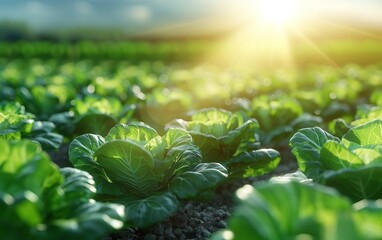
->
xmin=0 ymin=0 xmax=382 ymax=37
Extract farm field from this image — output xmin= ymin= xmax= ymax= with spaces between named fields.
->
xmin=2 ymin=41 xmax=382 ymax=239
xmin=2 ymin=0 xmax=382 ymax=239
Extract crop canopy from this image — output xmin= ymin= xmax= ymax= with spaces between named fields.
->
xmin=69 ymin=123 xmax=227 ymax=227
xmin=290 ymin=120 xmax=382 ymax=201
xmin=0 ymin=139 xmax=125 ymax=239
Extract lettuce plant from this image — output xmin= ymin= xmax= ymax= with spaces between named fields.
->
xmin=248 ymin=94 xmax=322 ymax=145
xmin=250 ymin=94 xmax=303 ymax=131
xmin=69 ymin=123 xmax=228 ymax=227
xmin=328 ymin=104 xmax=382 ymax=137
xmin=138 ymin=88 xmax=193 ymax=132
xmin=16 ymin=83 xmax=77 ymax=121
xmin=290 ymin=119 xmax=382 ymax=201
xmin=0 ymin=101 xmax=63 ymax=149
xmin=167 ymin=108 xmax=280 ymax=179
xmin=0 ymin=139 xmax=125 ymax=239
xmin=51 ymin=95 xmax=135 ymax=136
xmin=211 ymin=181 xmax=382 ymax=240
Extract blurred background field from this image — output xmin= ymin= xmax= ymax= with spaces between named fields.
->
xmin=0 ymin=0 xmax=381 ymax=68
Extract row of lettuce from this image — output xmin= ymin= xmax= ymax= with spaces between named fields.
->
xmin=213 ymin=119 xmax=382 ymax=240
xmin=0 ymin=41 xmax=214 ymax=61
xmin=4 ymin=109 xmax=382 ymax=239
xmin=2 ymin=59 xmax=382 ymax=140
xmin=1 ymin=107 xmax=281 ymax=239
xmin=2 ymin=60 xmax=382 ymax=239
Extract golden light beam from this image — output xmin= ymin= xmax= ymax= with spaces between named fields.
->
xmin=289 ymin=26 xmax=339 ymax=67
xmin=203 ymin=16 xmax=296 ymax=69
xmin=313 ymin=19 xmax=382 ymax=40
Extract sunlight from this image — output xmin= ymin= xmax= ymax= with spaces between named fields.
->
xmin=203 ymin=0 xmax=366 ymax=70
xmin=259 ymin=0 xmax=296 ymax=25
xmin=201 ymin=0 xmax=302 ymax=69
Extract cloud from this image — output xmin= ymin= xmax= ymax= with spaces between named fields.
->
xmin=125 ymin=5 xmax=151 ymax=22
xmin=75 ymin=1 xmax=93 ymax=15
xmin=26 ymin=1 xmax=47 ymax=14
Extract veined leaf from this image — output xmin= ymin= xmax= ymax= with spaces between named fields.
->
xmin=290 ymin=127 xmax=339 ymax=178
xmin=163 ymin=127 xmax=194 ymax=150
xmin=211 ymin=181 xmax=363 ymax=240
xmin=69 ymin=134 xmax=124 ymax=196
xmin=353 ymin=148 xmax=382 ymax=165
xmin=170 ymin=162 xmax=228 ymax=199
xmin=324 ymin=166 xmax=382 ymax=201
xmin=321 ymin=141 xmax=364 ymax=171
xmin=60 ymin=168 xmax=97 ymax=204
xmin=227 ymin=149 xmax=280 ymax=179
xmin=343 ymin=120 xmax=382 ymax=145
xmin=123 ymin=192 xmax=179 ymax=228
xmin=163 ymin=128 xmax=201 ymax=168
xmin=106 ymin=123 xmax=158 ymax=144
xmin=95 ymin=140 xmax=162 ymax=196
xmin=47 ymin=202 xmax=125 ymax=240
xmin=145 ymin=136 xmax=167 ymax=160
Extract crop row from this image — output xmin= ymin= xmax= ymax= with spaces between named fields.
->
xmin=1 ymin=60 xmax=382 ymax=239
xmin=2 ymin=40 xmax=382 ymax=66
xmin=0 ymin=41 xmax=213 ymax=61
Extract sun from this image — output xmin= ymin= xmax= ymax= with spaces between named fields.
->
xmin=205 ymin=0 xmax=301 ymax=69
xmin=258 ymin=0 xmax=296 ymax=25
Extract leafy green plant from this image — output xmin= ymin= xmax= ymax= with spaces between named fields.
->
xmin=69 ymin=122 xmax=228 ymax=227
xmin=0 ymin=139 xmax=125 ymax=239
xmin=50 ymin=95 xmax=135 ymax=136
xmin=248 ymin=94 xmax=322 ymax=145
xmin=290 ymin=119 xmax=382 ymax=201
xmin=328 ymin=104 xmax=382 ymax=137
xmin=137 ymin=88 xmax=193 ymax=132
xmin=167 ymin=108 xmax=280 ymax=179
xmin=250 ymin=94 xmax=303 ymax=131
xmin=16 ymin=86 xmax=70 ymax=120
xmin=0 ymin=101 xmax=63 ymax=149
xmin=370 ymin=89 xmax=382 ymax=106
xmin=211 ymin=181 xmax=382 ymax=240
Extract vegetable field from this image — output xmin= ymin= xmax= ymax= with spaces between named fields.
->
xmin=2 ymin=44 xmax=382 ymax=239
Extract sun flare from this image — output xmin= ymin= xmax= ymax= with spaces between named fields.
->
xmin=259 ymin=0 xmax=296 ymax=25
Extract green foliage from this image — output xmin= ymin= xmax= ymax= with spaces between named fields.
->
xmin=2 ymin=49 xmax=382 ymax=238
xmin=290 ymin=120 xmax=382 ymax=201
xmin=138 ymin=88 xmax=193 ymax=131
xmin=0 ymin=139 xmax=125 ymax=239
xmin=370 ymin=89 xmax=382 ymax=106
xmin=329 ymin=104 xmax=382 ymax=136
xmin=167 ymin=108 xmax=280 ymax=179
xmin=249 ymin=95 xmax=322 ymax=145
xmin=0 ymin=102 xmax=63 ymax=149
xmin=69 ymin=123 xmax=227 ymax=227
xmin=250 ymin=94 xmax=303 ymax=131
xmin=50 ymin=95 xmax=136 ymax=137
xmin=210 ymin=181 xmax=382 ymax=240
